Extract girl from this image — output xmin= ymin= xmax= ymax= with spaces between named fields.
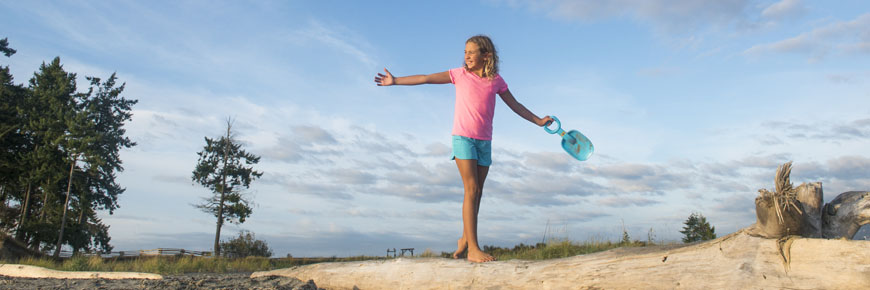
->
xmin=375 ymin=35 xmax=552 ymax=263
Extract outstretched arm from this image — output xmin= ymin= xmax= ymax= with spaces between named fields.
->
xmin=499 ymin=89 xmax=552 ymax=127
xmin=375 ymin=68 xmax=450 ymax=86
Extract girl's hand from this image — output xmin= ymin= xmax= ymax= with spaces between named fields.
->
xmin=537 ymin=115 xmax=554 ymax=127
xmin=375 ymin=68 xmax=395 ymax=86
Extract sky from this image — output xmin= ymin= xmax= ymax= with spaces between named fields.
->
xmin=2 ymin=0 xmax=869 ymax=257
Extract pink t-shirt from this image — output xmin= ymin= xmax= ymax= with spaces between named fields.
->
xmin=449 ymin=67 xmax=508 ymax=140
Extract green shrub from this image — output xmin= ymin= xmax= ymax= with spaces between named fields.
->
xmin=680 ymin=212 xmax=717 ymax=243
xmin=220 ymin=231 xmax=273 ymax=258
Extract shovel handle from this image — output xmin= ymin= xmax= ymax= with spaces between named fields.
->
xmin=543 ymin=116 xmax=561 ymax=134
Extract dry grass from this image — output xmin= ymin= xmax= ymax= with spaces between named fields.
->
xmin=481 ymin=238 xmax=659 ymax=261
xmin=3 ymin=237 xmax=671 ymax=273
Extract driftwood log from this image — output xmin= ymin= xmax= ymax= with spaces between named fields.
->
xmin=746 ymin=161 xmax=870 ymax=239
xmin=253 ymin=162 xmax=870 ymax=289
xmin=252 ymin=231 xmax=870 ymax=289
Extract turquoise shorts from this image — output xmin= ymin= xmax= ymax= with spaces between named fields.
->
xmin=451 ymin=135 xmax=492 ymax=166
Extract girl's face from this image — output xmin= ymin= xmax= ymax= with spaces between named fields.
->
xmin=464 ymin=41 xmax=487 ymax=72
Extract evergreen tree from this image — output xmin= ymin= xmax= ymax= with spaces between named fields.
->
xmin=0 ymin=49 xmax=135 ymax=254
xmin=80 ymin=74 xmax=137 ymax=215
xmin=0 ymin=38 xmax=27 ymax=232
xmin=680 ymin=212 xmax=717 ymax=243
xmin=26 ymin=57 xmax=80 ymax=255
xmin=63 ymin=75 xmax=136 ymax=255
xmin=0 ymin=38 xmax=15 ymax=57
xmin=620 ymin=229 xmax=631 ymax=245
xmin=619 ymin=220 xmax=632 ymax=245
xmin=192 ymin=119 xmax=263 ymax=257
xmin=53 ymin=73 xmax=135 ymax=256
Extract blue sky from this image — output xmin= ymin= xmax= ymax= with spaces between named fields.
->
xmin=2 ymin=0 xmax=869 ymax=257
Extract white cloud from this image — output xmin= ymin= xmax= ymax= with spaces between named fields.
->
xmin=260 ymin=137 xmax=307 ymax=163
xmin=842 ymin=42 xmax=870 ymax=54
xmin=278 ymin=179 xmax=355 ymax=200
xmin=712 ymin=193 xmax=755 ymax=213
xmin=744 ymin=13 xmax=870 ymax=60
xmin=589 ymin=163 xmax=694 ymax=195
xmin=423 ymin=142 xmax=451 ymax=156
xmin=501 ymin=0 xmax=751 ymax=35
xmin=598 ymin=196 xmax=660 ymax=208
xmin=523 ymin=151 xmax=575 ymax=172
xmin=329 ymin=168 xmax=378 ymax=185
xmin=826 ymin=156 xmax=870 ymax=181
xmin=594 ymin=163 xmax=658 ymax=180
xmin=285 ymin=19 xmax=378 ymax=68
xmin=545 ymin=210 xmax=611 ymax=224
xmin=827 ymin=73 xmax=858 ymax=84
xmin=292 ymin=125 xmax=338 ymax=144
xmin=761 ymin=0 xmax=805 ymax=20
xmin=760 ymin=117 xmax=870 ymax=142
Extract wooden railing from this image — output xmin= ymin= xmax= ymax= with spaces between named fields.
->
xmin=54 ymin=248 xmax=213 ymax=258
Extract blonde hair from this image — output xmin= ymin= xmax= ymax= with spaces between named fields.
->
xmin=464 ymin=35 xmax=499 ymax=79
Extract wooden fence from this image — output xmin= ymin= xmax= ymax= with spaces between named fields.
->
xmin=54 ymin=248 xmax=213 ymax=258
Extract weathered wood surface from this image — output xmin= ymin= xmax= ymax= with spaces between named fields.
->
xmin=252 ymin=230 xmax=870 ymax=290
xmin=747 ymin=162 xmax=870 ymax=239
xmin=0 ymin=264 xmax=163 ymax=280
xmin=823 ymin=191 xmax=870 ymax=239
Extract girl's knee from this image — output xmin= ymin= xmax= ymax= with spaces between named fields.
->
xmin=463 ymin=185 xmax=481 ymax=196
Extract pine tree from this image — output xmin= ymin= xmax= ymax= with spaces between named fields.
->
xmin=1 ymin=51 xmax=135 ymax=255
xmin=680 ymin=212 xmax=717 ymax=243
xmin=55 ymin=74 xmax=135 ymax=255
xmin=0 ymin=38 xmax=16 ymax=57
xmin=621 ymin=229 xmax=631 ymax=245
xmin=79 ymin=74 xmax=137 ymax=215
xmin=192 ymin=118 xmax=263 ymax=257
xmin=26 ymin=57 xmax=82 ymax=256
xmin=620 ymin=220 xmax=632 ymax=246
xmin=0 ymin=38 xmax=27 ymax=232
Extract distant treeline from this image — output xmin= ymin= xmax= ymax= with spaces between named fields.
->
xmin=0 ymin=38 xmax=137 ymax=256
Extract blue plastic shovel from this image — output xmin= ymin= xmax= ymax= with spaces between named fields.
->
xmin=543 ymin=116 xmax=594 ymax=161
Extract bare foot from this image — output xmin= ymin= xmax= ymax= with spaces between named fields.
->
xmin=467 ymin=249 xmax=496 ymax=263
xmin=453 ymin=237 xmax=467 ymax=259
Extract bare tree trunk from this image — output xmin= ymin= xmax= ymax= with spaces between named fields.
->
xmin=39 ymin=185 xmax=48 ymax=221
xmin=213 ymin=122 xmax=231 ymax=257
xmin=77 ymin=197 xmax=86 ymax=225
xmin=15 ymin=184 xmax=31 ymax=241
xmin=53 ymin=154 xmax=77 ymax=258
xmin=71 ymin=197 xmax=87 ymax=255
xmin=214 ymin=184 xmax=225 ymax=257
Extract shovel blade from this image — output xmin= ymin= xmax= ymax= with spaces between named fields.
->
xmin=561 ymin=130 xmax=594 ymax=161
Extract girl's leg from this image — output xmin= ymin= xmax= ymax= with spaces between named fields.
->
xmin=454 ymin=158 xmax=495 ymax=263
xmin=453 ymin=165 xmax=489 ymax=259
